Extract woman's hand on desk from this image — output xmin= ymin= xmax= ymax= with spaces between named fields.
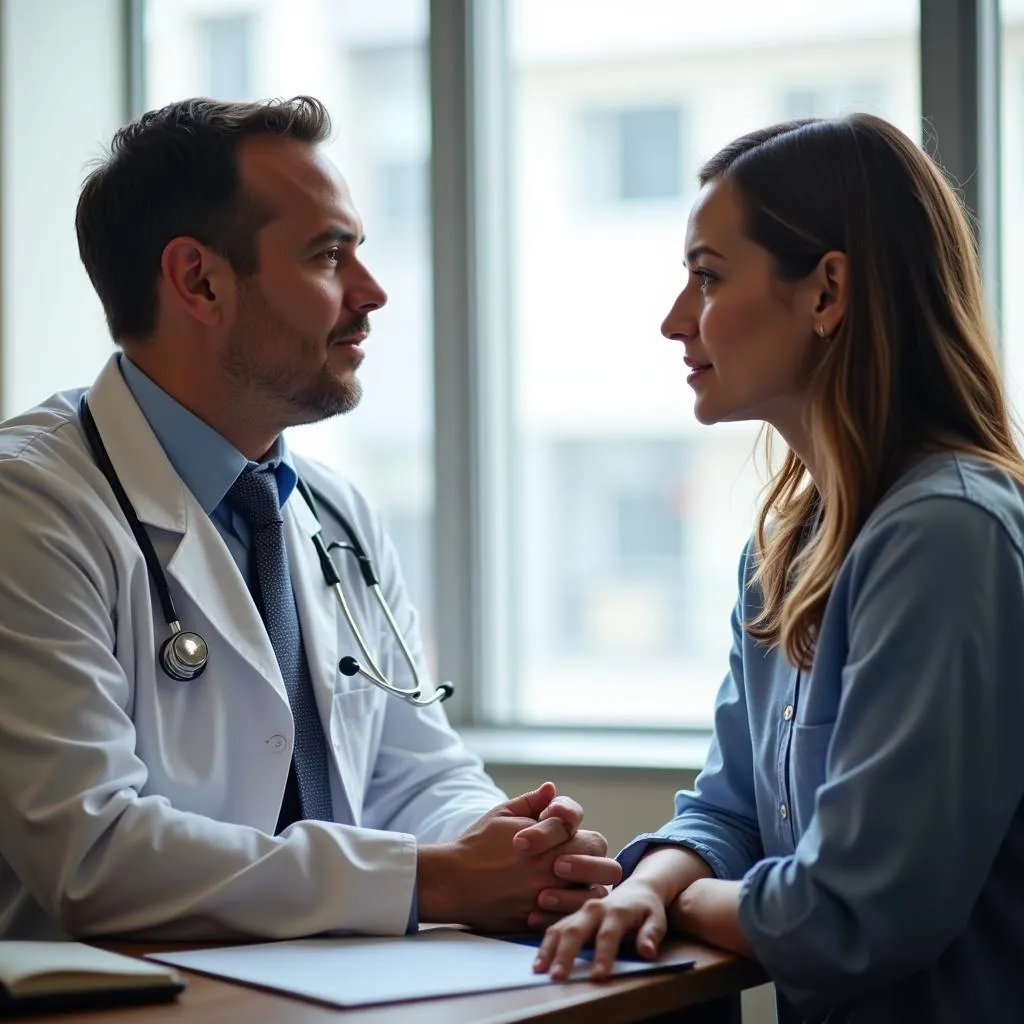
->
xmin=533 ymin=845 xmax=716 ymax=980
xmin=532 ymin=875 xmax=669 ymax=980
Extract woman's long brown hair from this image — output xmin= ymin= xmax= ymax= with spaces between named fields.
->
xmin=700 ymin=115 xmax=1024 ymax=668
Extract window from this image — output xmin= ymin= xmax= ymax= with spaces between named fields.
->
xmin=783 ymin=82 xmax=887 ymax=120
xmin=1003 ymin=2 xmax=1024 ymax=425
xmin=503 ymin=0 xmax=920 ymax=727
xmin=143 ymin=0 xmax=436 ymax=662
xmin=19 ymin=1 xmax=1007 ymax=740
xmin=540 ymin=439 xmax=688 ymax=660
xmin=375 ymin=159 xmax=428 ymax=225
xmin=578 ymin=106 xmax=684 ymax=203
xmin=0 ymin=0 xmax=123 ymax=415
xmin=202 ymin=16 xmax=253 ymax=100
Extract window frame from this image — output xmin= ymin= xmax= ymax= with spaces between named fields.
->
xmin=107 ymin=0 xmax=1004 ymax=763
xmin=431 ymin=0 xmax=1004 ymax=752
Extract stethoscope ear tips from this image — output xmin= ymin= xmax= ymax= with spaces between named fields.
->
xmin=339 ymin=656 xmax=360 ymax=677
xmin=160 ymin=630 xmax=209 ymax=682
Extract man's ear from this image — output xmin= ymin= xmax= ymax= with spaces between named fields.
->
xmin=160 ymin=237 xmax=236 ymax=327
xmin=808 ymin=250 xmax=848 ymax=338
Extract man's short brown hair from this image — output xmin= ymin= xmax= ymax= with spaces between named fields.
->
xmin=75 ymin=96 xmax=331 ymax=342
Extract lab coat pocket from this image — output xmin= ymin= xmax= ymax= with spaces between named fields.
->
xmin=329 ymin=686 xmax=379 ymax=816
xmin=790 ymin=720 xmax=835 ymax=834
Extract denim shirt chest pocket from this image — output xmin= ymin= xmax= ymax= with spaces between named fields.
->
xmin=788 ymin=719 xmax=836 ymax=838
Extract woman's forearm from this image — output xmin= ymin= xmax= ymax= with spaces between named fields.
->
xmin=630 ymin=844 xmax=715 ymax=904
xmin=671 ymin=878 xmax=753 ymax=957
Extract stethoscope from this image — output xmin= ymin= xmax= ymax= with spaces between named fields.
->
xmin=78 ymin=396 xmax=453 ymax=707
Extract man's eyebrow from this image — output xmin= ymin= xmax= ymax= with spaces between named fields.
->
xmin=686 ymin=243 xmax=726 ymax=264
xmin=306 ymin=227 xmax=365 ymax=249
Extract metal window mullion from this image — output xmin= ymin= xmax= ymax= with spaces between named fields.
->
xmin=124 ymin=0 xmax=146 ymax=121
xmin=469 ymin=0 xmax=516 ymax=723
xmin=429 ymin=0 xmax=474 ymax=725
xmin=920 ymin=0 xmax=1002 ymax=330
xmin=429 ymin=1 xmax=514 ymax=725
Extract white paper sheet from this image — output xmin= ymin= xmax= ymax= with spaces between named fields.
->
xmin=147 ymin=929 xmax=694 ymax=1008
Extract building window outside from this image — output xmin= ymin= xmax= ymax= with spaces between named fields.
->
xmin=578 ymin=106 xmax=684 ymax=204
xmin=543 ymin=438 xmax=689 ymax=660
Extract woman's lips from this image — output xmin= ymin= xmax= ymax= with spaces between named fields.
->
xmin=684 ymin=358 xmax=712 ymax=385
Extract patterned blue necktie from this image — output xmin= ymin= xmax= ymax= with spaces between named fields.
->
xmin=226 ymin=469 xmax=334 ymax=829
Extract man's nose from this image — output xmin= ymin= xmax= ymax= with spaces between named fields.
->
xmin=344 ymin=261 xmax=388 ymax=313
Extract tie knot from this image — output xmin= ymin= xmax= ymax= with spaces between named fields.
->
xmin=226 ymin=469 xmax=283 ymax=529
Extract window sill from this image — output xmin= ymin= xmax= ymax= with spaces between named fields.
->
xmin=460 ymin=727 xmax=711 ymax=774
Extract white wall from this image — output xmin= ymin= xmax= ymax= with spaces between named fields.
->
xmin=0 ymin=0 xmax=123 ymax=416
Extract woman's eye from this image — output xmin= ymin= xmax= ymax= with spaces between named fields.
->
xmin=692 ymin=267 xmax=717 ymax=292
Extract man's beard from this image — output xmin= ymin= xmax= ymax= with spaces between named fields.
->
xmin=223 ymin=282 xmax=367 ymax=426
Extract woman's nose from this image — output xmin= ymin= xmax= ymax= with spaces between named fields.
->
xmin=661 ymin=291 xmax=697 ymax=342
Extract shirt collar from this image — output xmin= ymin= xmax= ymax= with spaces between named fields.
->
xmin=118 ymin=354 xmax=297 ymax=514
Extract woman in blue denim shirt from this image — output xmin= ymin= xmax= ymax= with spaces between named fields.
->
xmin=534 ymin=114 xmax=1024 ymax=1023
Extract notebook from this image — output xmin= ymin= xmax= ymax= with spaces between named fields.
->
xmin=0 ymin=942 xmax=185 ymax=1017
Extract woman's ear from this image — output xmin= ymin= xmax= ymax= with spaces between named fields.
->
xmin=809 ymin=250 xmax=848 ymax=338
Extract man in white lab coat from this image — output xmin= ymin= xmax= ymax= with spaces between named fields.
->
xmin=0 ymin=96 xmax=620 ymax=940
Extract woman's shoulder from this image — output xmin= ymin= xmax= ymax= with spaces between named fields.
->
xmin=859 ymin=451 xmax=1024 ymax=560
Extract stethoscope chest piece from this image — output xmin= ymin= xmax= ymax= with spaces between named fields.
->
xmin=160 ymin=628 xmax=209 ymax=682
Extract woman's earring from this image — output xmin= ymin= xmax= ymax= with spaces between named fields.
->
xmin=815 ymin=323 xmax=827 ymax=338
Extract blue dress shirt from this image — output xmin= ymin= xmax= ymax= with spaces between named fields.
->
xmin=119 ymin=355 xmax=419 ymax=933
xmin=119 ymin=355 xmax=297 ymax=578
xmin=619 ymin=453 xmax=1024 ymax=1022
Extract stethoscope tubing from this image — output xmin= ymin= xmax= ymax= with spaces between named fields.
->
xmin=78 ymin=395 xmax=453 ymax=707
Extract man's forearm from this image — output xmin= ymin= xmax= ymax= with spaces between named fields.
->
xmin=416 ymin=843 xmax=459 ymax=923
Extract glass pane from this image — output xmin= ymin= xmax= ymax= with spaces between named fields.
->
xmin=143 ymin=0 xmax=436 ymax=663
xmin=507 ymin=0 xmax=920 ymax=727
xmin=1003 ymin=4 xmax=1024 ymax=430
xmin=202 ymin=16 xmax=254 ymax=99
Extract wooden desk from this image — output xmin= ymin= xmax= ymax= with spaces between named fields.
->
xmin=54 ymin=939 xmax=766 ymax=1024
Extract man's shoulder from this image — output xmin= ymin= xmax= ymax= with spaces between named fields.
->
xmin=289 ymin=454 xmax=380 ymax=536
xmin=291 ymin=453 xmax=361 ymax=505
xmin=0 ymin=387 xmax=87 ymax=474
xmin=0 ymin=388 xmax=115 ymax=562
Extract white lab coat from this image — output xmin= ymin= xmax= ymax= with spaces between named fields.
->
xmin=0 ymin=356 xmax=506 ymax=940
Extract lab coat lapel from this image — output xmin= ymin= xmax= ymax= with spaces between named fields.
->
xmin=285 ymin=489 xmax=361 ymax=819
xmin=85 ymin=356 xmax=287 ymax=704
xmin=165 ymin=522 xmax=287 ymax=704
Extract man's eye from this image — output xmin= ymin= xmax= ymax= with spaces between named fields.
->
xmin=320 ymin=248 xmax=341 ymax=265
